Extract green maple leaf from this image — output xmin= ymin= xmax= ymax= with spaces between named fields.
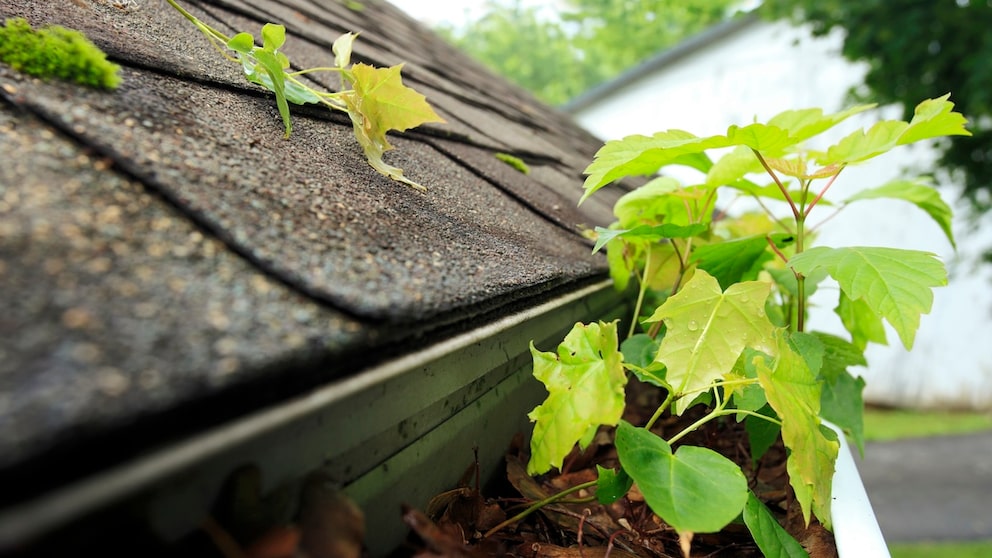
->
xmin=744 ymin=492 xmax=811 ymax=558
xmin=811 ymin=332 xmax=868 ymax=382
xmin=834 ymin=291 xmax=888 ymax=350
xmin=897 ymin=94 xmax=972 ymax=145
xmin=527 ymin=321 xmax=627 ymax=475
xmin=745 ymin=404 xmax=781 ymax=464
xmin=593 ymin=223 xmax=707 ymax=253
xmin=810 ymin=332 xmax=868 ymax=455
xmin=727 ymin=352 xmax=767 ymax=415
xmin=766 ymin=104 xmax=875 ymax=144
xmin=612 ymin=177 xmax=714 ymax=229
xmin=705 ymin=145 xmax=765 ymax=188
xmin=790 ymin=247 xmax=947 ymax=349
xmin=818 ymin=96 xmax=968 ymax=165
xmin=348 ymin=63 xmax=444 ymax=133
xmin=751 ymin=334 xmax=839 ymax=528
xmin=595 ymin=465 xmax=632 ymax=505
xmin=615 ymin=421 xmax=748 ymax=535
xmin=581 ymin=103 xmax=892 ymax=203
xmin=821 ymin=369 xmax=867 ymax=457
xmin=844 ymin=178 xmax=956 ymax=248
xmin=724 ymin=123 xmax=792 ymax=153
xmin=581 ymin=131 xmax=728 ymax=203
xmin=644 ymin=270 xmax=777 ymax=414
xmin=691 ymin=233 xmax=794 ymax=290
xmin=227 ymin=25 xmax=321 ymax=137
xmin=342 ymin=63 xmax=445 ymax=190
xmin=612 ymin=176 xmax=682 ymax=227
xmin=605 ymin=235 xmax=634 ymax=292
xmin=820 ymin=120 xmax=908 ymax=165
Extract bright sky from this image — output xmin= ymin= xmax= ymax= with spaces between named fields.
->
xmin=388 ymin=0 xmax=489 ymax=27
xmin=389 ymin=0 xmax=563 ymax=28
xmin=390 ymin=0 xmax=762 ymax=27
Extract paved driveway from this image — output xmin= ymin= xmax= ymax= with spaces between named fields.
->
xmin=857 ymin=431 xmax=992 ymax=542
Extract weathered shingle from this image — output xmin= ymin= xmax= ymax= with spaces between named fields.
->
xmin=0 ymin=0 xmax=627 ymax=516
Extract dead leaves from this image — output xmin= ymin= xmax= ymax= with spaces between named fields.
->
xmin=201 ymin=467 xmax=365 ymax=558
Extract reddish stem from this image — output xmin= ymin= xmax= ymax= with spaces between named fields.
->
xmin=766 ymin=235 xmax=791 ymax=266
xmin=807 ymin=165 xmax=846 ymax=215
xmin=752 ymin=148 xmax=800 ymax=222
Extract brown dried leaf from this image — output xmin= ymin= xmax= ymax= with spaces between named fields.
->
xmin=402 ymin=505 xmax=486 ymax=558
xmin=298 ymin=473 xmax=365 ymax=558
xmin=245 ymin=525 xmax=301 ymax=558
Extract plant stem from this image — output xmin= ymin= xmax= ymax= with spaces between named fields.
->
xmin=667 ymin=409 xmax=724 ymax=446
xmin=794 ymin=201 xmax=807 ymax=333
xmin=807 ymin=165 xmax=846 ymax=214
xmin=808 ymin=205 xmax=846 ymax=234
xmin=667 ymin=407 xmax=781 ymax=446
xmin=750 ymin=194 xmax=795 ymax=235
xmin=732 ymin=409 xmax=783 ymax=427
xmin=765 ymin=235 xmax=790 ymax=264
xmin=166 ymin=0 xmax=230 ymax=43
xmin=646 ymin=236 xmax=691 ymax=340
xmin=628 ymin=248 xmax=653 ymax=339
xmin=482 ymin=479 xmax=598 ymax=539
xmin=286 ymin=67 xmax=341 ymax=76
xmin=645 ymin=390 xmax=674 ymax=430
xmin=668 ymin=239 xmax=686 ymax=293
xmin=752 ymin=149 xmax=800 ymax=222
xmin=668 ymin=236 xmax=692 ymax=299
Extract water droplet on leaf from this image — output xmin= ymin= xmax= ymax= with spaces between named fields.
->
xmin=687 ymin=320 xmax=699 ymax=331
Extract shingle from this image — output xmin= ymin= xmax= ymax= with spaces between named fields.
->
xmin=0 ymin=99 xmax=373 ymax=482
xmin=0 ymin=0 xmax=620 ymax=499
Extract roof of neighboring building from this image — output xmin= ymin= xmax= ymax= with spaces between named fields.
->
xmin=0 ymin=0 xmax=626 ymax=501
xmin=562 ymin=13 xmax=761 ymax=115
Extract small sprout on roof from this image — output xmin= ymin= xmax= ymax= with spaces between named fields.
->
xmin=166 ymin=0 xmax=444 ymax=191
xmin=495 ymin=152 xmax=530 ymax=174
xmin=0 ymin=17 xmax=121 ymax=89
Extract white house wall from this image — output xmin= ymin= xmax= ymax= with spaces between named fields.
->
xmin=572 ymin=19 xmax=992 ymax=410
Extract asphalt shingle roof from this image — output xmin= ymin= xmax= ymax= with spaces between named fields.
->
xmin=0 ymin=0 xmax=625 ymax=506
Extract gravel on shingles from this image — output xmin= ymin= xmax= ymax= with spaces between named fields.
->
xmin=0 ymin=100 xmax=372 ymax=474
xmin=2 ymin=66 xmax=604 ymax=321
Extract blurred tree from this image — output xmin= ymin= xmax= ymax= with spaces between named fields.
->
xmin=436 ymin=0 xmax=737 ymax=105
xmin=762 ymin=0 xmax=992 ymax=242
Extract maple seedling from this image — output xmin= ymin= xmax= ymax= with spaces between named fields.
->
xmin=521 ymin=96 xmax=969 ymax=557
xmin=166 ymin=0 xmax=444 ymax=190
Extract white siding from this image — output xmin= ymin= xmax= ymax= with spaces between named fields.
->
xmin=573 ymin=20 xmax=992 ymax=410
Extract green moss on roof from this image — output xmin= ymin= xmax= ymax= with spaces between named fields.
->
xmin=0 ymin=17 xmax=120 ymax=89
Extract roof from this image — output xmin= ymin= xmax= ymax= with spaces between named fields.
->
xmin=562 ymin=13 xmax=760 ymax=114
xmin=0 ymin=0 xmax=626 ymax=507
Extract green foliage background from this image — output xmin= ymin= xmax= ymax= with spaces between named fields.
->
xmin=760 ymin=0 xmax=992 ymax=243
xmin=436 ymin=0 xmax=737 ymax=105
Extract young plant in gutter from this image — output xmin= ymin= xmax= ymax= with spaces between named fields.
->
xmin=166 ymin=0 xmax=444 ymax=190
xmin=521 ymin=95 xmax=968 ymax=556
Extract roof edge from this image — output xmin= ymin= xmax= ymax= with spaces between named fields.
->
xmin=562 ymin=12 xmax=761 ymax=114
